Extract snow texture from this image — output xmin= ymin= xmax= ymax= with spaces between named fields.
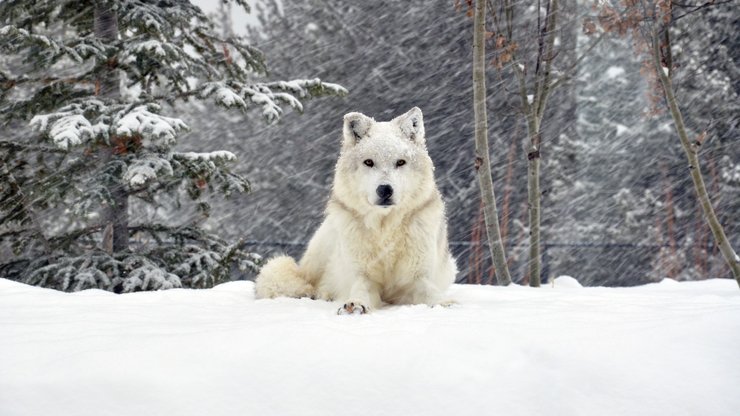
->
xmin=199 ymin=79 xmax=346 ymax=122
xmin=115 ymin=105 xmax=188 ymax=146
xmin=130 ymin=40 xmax=168 ymax=58
xmin=605 ymin=66 xmax=625 ymax=79
xmin=1 ymin=277 xmax=738 ymax=416
xmin=30 ymin=113 xmax=93 ymax=150
xmin=123 ymin=265 xmax=181 ymax=292
xmin=175 ymin=150 xmax=237 ymax=162
xmin=200 ymin=83 xmax=248 ymax=109
xmin=123 ymin=154 xmax=174 ymax=187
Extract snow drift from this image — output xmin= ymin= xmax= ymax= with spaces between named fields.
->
xmin=1 ymin=277 xmax=739 ymax=416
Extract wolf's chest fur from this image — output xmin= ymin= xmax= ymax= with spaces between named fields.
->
xmin=348 ymin=212 xmax=427 ymax=292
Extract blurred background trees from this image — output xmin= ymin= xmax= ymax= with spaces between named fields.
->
xmin=1 ymin=0 xmax=737 ymax=289
xmin=223 ymin=0 xmax=737 ymax=286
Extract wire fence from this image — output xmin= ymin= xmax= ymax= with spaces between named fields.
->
xmin=240 ymin=239 xmax=735 ymax=285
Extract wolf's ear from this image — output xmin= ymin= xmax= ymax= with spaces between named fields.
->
xmin=343 ymin=112 xmax=374 ymax=144
xmin=395 ymin=107 xmax=425 ymax=143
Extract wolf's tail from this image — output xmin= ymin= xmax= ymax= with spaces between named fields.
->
xmin=254 ymin=255 xmax=315 ymax=299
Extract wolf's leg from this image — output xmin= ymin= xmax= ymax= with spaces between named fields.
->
xmin=297 ymin=221 xmax=335 ymax=288
xmin=337 ymin=277 xmax=381 ymax=315
xmin=408 ymin=277 xmax=450 ymax=306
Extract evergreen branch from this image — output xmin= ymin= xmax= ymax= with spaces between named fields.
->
xmin=209 ymin=237 xmax=246 ymax=285
xmin=2 ymin=82 xmax=93 ymax=123
xmin=48 ymin=224 xmax=104 ymax=248
xmin=44 ymin=222 xmax=220 ymax=251
xmin=1 ymin=76 xmax=92 ymax=90
xmin=0 ymin=140 xmax=68 ymax=154
xmin=0 ymin=25 xmax=111 ymax=66
xmin=129 ymin=223 xmax=212 ymax=241
xmin=221 ymin=0 xmax=250 ymax=14
xmin=0 ymin=161 xmax=51 ymax=254
xmin=0 ymin=226 xmax=34 ymax=241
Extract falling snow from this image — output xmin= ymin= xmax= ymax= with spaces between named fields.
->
xmin=0 ymin=1 xmax=738 ymax=415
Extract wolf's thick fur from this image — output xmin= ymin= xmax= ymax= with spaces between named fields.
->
xmin=255 ymin=107 xmax=457 ymax=314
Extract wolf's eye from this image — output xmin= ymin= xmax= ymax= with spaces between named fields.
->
xmin=363 ymin=159 xmax=374 ymax=167
xmin=396 ymin=159 xmax=406 ymax=167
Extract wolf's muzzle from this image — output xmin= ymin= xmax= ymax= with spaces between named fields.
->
xmin=376 ymin=184 xmax=394 ymax=206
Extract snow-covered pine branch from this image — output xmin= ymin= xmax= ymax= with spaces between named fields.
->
xmin=123 ymin=263 xmax=182 ymax=292
xmin=30 ymin=111 xmax=94 ymax=150
xmin=264 ymin=79 xmax=348 ymax=98
xmin=123 ymin=153 xmax=174 ymax=187
xmin=175 ymin=151 xmax=237 ymax=162
xmin=199 ymin=82 xmax=249 ymax=110
xmin=199 ymin=79 xmax=347 ymax=121
xmin=171 ymin=244 xmax=223 ymax=288
xmin=24 ymin=252 xmax=183 ymax=292
xmin=114 ymin=104 xmax=189 ymax=148
xmin=30 ymin=101 xmax=189 ymax=151
xmin=172 ymin=151 xmax=248 ymax=197
xmin=0 ymin=25 xmax=109 ymax=64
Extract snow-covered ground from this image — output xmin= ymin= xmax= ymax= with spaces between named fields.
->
xmin=1 ymin=277 xmax=739 ymax=416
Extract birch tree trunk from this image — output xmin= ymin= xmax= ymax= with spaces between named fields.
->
xmin=508 ymin=0 xmax=558 ymax=287
xmin=94 ymin=1 xmax=128 ymax=252
xmin=473 ymin=0 xmax=512 ymax=286
xmin=525 ymin=122 xmax=542 ymax=286
xmin=651 ymin=27 xmax=740 ymax=286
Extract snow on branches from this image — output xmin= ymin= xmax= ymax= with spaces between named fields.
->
xmin=30 ymin=101 xmax=188 ymax=151
xmin=200 ymin=79 xmax=347 ymax=122
xmin=172 ymin=151 xmax=248 ymax=197
xmin=124 ymin=264 xmax=181 ymax=292
xmin=30 ymin=112 xmax=94 ymax=150
xmin=24 ymin=253 xmax=182 ymax=293
xmin=0 ymin=25 xmax=109 ymax=64
xmin=123 ymin=153 xmax=174 ymax=187
xmin=114 ymin=104 xmax=189 ymax=147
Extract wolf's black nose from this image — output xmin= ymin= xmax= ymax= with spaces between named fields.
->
xmin=376 ymin=184 xmax=393 ymax=200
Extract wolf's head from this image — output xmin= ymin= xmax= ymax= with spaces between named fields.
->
xmin=334 ymin=107 xmax=435 ymax=213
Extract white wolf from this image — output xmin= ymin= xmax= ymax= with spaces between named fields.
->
xmin=254 ymin=107 xmax=457 ymax=314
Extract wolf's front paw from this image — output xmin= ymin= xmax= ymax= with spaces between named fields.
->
xmin=337 ymin=301 xmax=368 ymax=315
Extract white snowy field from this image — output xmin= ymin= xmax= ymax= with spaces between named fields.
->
xmin=1 ymin=277 xmax=739 ymax=416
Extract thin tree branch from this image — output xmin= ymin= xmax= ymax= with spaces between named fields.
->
xmin=673 ymin=0 xmax=733 ymax=21
xmin=535 ymin=0 xmax=559 ymax=124
xmin=547 ymin=31 xmax=606 ymax=96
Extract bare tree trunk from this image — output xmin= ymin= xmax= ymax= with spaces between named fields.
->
xmin=473 ymin=0 xmax=512 ymax=286
xmin=526 ymin=124 xmax=542 ymax=286
xmin=651 ymin=27 xmax=740 ymax=286
xmin=508 ymin=0 xmax=558 ymax=287
xmin=94 ymin=1 xmax=128 ymax=252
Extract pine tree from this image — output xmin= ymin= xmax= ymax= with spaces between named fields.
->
xmin=0 ymin=0 xmax=345 ymax=292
